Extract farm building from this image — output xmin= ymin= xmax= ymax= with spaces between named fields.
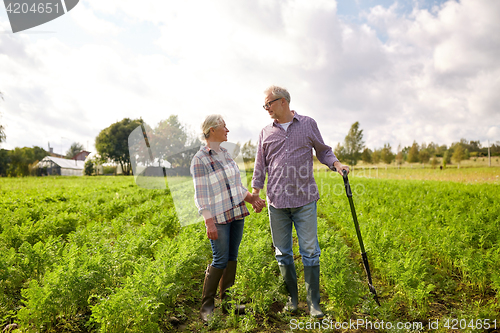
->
xmin=38 ymin=156 xmax=85 ymax=176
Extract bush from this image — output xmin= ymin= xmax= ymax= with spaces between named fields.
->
xmin=102 ymin=166 xmax=116 ymax=175
xmin=84 ymin=159 xmax=94 ymax=176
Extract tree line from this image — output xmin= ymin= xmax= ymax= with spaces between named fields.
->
xmin=1 ymin=116 xmax=499 ymax=177
xmin=0 ymin=144 xmax=88 ymax=177
xmin=86 ymin=115 xmax=202 ymax=176
xmin=333 ymin=122 xmax=500 ymax=168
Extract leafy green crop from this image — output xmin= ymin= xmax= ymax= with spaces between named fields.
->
xmin=1 ymin=174 xmax=499 ymax=332
xmin=316 ymin=173 xmax=500 ymax=322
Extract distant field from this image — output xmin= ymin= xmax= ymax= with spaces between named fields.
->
xmin=309 ymin=158 xmax=500 ymax=184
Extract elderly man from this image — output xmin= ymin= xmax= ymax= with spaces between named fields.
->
xmin=251 ymin=85 xmax=349 ymax=318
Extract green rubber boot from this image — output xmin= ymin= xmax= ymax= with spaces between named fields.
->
xmin=304 ymin=265 xmax=324 ymax=318
xmin=279 ymin=264 xmax=298 ymax=312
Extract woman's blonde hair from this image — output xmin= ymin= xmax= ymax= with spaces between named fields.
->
xmin=201 ymin=114 xmax=224 ymax=140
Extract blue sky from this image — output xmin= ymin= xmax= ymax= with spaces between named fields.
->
xmin=1 ymin=0 xmax=499 ymax=156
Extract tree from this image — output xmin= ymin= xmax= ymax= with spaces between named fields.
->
xmin=434 ymin=144 xmax=447 ymax=157
xmin=84 ymin=159 xmax=94 ymax=176
xmin=395 ymin=144 xmax=404 ymax=167
xmin=343 ymin=121 xmax=365 ymax=165
xmin=407 ymin=141 xmax=420 ymax=163
xmin=452 ymin=144 xmax=465 ymax=169
xmin=419 ymin=149 xmax=430 ymax=166
xmin=442 ymin=151 xmax=450 ymax=168
xmin=431 ymin=156 xmax=438 ymax=169
xmin=151 ymin=115 xmax=201 ymax=169
xmin=66 ymin=142 xmax=85 ymax=159
xmin=443 ymin=149 xmax=452 ymax=164
xmin=372 ymin=148 xmax=381 ymax=164
xmin=0 ymin=91 xmax=5 ymax=144
xmin=361 ymin=148 xmax=372 ymax=164
xmin=334 ymin=142 xmax=347 ymax=163
xmin=426 ymin=142 xmax=438 ymax=156
xmin=0 ymin=149 xmax=9 ymax=176
xmin=380 ymin=143 xmax=394 ymax=164
xmin=241 ymin=140 xmax=257 ymax=162
xmin=96 ymin=118 xmax=144 ymax=175
xmin=5 ymin=146 xmax=48 ymax=177
xmin=8 ymin=148 xmax=28 ymax=176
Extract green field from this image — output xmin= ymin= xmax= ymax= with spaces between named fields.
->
xmin=0 ymin=171 xmax=499 ymax=332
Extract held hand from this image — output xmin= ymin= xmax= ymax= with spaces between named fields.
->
xmin=252 ymin=202 xmax=262 ymax=213
xmin=252 ymin=197 xmax=266 ymax=213
xmin=205 ymin=218 xmax=218 ymax=240
xmin=249 ymin=193 xmax=266 ymax=213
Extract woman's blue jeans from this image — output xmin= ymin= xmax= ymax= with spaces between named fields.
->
xmin=268 ymin=201 xmax=321 ymax=267
xmin=209 ymin=219 xmax=245 ymax=269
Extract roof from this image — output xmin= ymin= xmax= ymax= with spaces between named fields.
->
xmin=39 ymin=156 xmax=85 ymax=170
xmin=49 ymin=152 xmax=65 ymax=158
xmin=74 ymin=150 xmax=91 ymax=161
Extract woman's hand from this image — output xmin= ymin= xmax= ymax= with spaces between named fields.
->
xmin=205 ymin=218 xmax=218 ymax=240
xmin=251 ymin=194 xmax=266 ymax=213
xmin=244 ymin=191 xmax=266 ymax=213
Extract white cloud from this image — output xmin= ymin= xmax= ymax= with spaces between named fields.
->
xmin=70 ymin=2 xmax=122 ymax=35
xmin=487 ymin=127 xmax=500 ymax=140
xmin=1 ymin=0 xmax=499 ymax=156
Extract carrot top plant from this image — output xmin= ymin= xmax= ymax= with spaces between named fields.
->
xmin=0 ymin=173 xmax=499 ymax=331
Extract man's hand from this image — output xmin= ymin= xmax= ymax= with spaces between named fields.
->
xmin=333 ymin=161 xmax=349 ymax=176
xmin=251 ymin=194 xmax=266 ymax=213
xmin=245 ymin=189 xmax=266 ymax=213
xmin=204 ymin=218 xmax=218 ymax=240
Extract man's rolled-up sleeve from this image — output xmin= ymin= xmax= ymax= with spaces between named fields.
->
xmin=310 ymin=119 xmax=338 ymax=168
xmin=251 ymin=132 xmax=266 ymax=190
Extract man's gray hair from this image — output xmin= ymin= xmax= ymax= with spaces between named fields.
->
xmin=201 ymin=114 xmax=224 ymax=140
xmin=264 ymin=85 xmax=291 ymax=104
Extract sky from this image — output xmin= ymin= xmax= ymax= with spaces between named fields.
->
xmin=0 ymin=0 xmax=499 ymax=156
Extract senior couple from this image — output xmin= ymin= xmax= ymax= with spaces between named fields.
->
xmin=190 ymin=85 xmax=349 ymax=322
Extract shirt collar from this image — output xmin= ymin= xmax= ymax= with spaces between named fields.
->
xmin=273 ymin=110 xmax=300 ymax=127
xmin=201 ymin=145 xmax=227 ymax=155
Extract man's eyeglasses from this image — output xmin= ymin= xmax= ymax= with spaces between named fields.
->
xmin=263 ymin=98 xmax=281 ymax=110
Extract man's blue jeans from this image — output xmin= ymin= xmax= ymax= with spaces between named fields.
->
xmin=268 ymin=201 xmax=320 ymax=267
xmin=210 ymin=219 xmax=245 ymax=269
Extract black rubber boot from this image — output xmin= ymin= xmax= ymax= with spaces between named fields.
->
xmin=200 ymin=265 xmax=224 ymax=322
xmin=279 ymin=263 xmax=298 ymax=312
xmin=304 ymin=265 xmax=324 ymax=318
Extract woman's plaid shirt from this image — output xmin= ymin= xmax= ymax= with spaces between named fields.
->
xmin=190 ymin=146 xmax=249 ymax=224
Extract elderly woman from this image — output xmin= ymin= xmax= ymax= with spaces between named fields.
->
xmin=190 ymin=114 xmax=265 ymax=322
